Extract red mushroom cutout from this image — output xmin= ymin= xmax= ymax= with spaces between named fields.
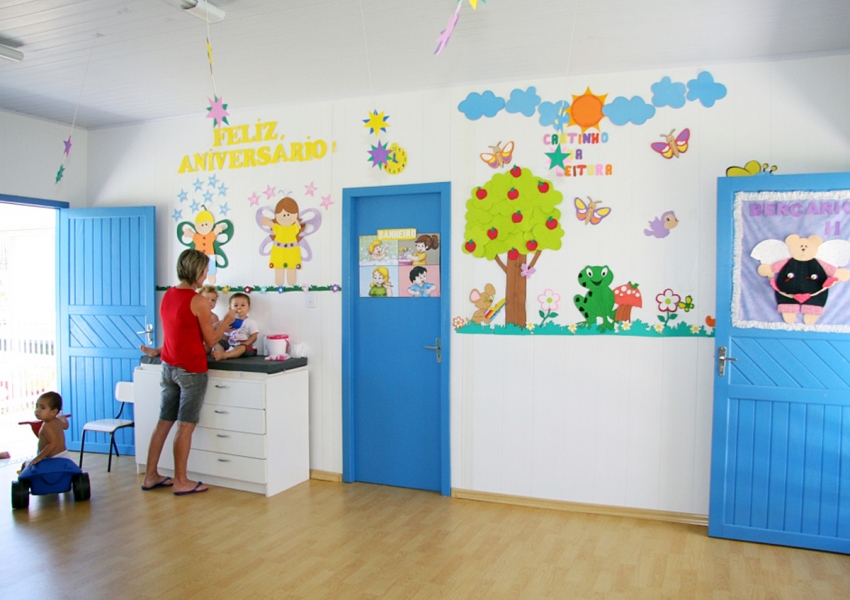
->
xmin=613 ymin=282 xmax=642 ymax=322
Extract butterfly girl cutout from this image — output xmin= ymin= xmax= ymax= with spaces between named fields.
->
xmin=176 ymin=205 xmax=234 ymax=285
xmin=256 ymin=197 xmax=322 ymax=286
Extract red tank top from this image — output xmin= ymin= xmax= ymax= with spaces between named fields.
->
xmin=160 ymin=287 xmax=208 ymax=373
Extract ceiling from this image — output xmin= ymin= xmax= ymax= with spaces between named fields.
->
xmin=0 ymin=0 xmax=849 ymax=130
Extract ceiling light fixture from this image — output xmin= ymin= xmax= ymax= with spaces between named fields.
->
xmin=0 ymin=43 xmax=23 ymax=62
xmin=183 ymin=0 xmax=225 ymax=23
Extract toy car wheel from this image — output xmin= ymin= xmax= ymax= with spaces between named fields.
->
xmin=11 ymin=480 xmax=29 ymax=509
xmin=72 ymin=473 xmax=91 ymax=501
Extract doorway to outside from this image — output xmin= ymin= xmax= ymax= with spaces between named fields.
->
xmin=0 ymin=201 xmax=59 ymax=461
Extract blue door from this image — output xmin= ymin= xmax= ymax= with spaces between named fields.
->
xmin=710 ymin=173 xmax=850 ymax=554
xmin=342 ymin=183 xmax=451 ymax=495
xmin=59 ymin=207 xmax=156 ymax=456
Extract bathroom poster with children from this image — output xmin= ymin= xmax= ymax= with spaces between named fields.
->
xmin=358 ymin=229 xmax=441 ymax=298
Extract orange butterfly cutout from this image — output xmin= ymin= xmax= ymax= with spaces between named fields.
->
xmin=574 ymin=196 xmax=611 ymax=225
xmin=480 ymin=141 xmax=515 ymax=169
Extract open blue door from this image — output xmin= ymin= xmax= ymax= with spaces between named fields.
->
xmin=710 ymin=173 xmax=850 ymax=554
xmin=58 ymin=207 xmax=156 ymax=456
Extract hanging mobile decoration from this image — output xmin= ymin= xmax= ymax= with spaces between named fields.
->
xmin=434 ymin=0 xmax=484 ymax=55
xmin=55 ymin=33 xmax=101 ymax=184
xmin=202 ymin=16 xmax=229 ymax=128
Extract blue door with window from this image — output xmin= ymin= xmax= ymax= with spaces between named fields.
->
xmin=710 ymin=173 xmax=850 ymax=554
xmin=342 ymin=183 xmax=451 ymax=495
xmin=58 ymin=207 xmax=156 ymax=456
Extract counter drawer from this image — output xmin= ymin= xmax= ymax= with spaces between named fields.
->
xmin=187 ymin=449 xmax=266 ymax=484
xmin=198 ymin=404 xmax=265 ymax=434
xmin=204 ymin=378 xmax=264 ymax=409
xmin=192 ymin=427 xmax=266 ymax=459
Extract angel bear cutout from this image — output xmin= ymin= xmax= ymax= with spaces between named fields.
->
xmin=751 ymin=234 xmax=850 ymax=325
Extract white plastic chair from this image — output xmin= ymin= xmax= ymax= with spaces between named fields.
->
xmin=79 ymin=381 xmax=135 ymax=472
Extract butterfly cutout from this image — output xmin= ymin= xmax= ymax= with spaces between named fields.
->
xmin=726 ymin=160 xmax=777 ymax=176
xmin=651 ymin=128 xmax=690 ymax=159
xmin=574 ymin=196 xmax=611 ymax=226
xmin=480 ymin=141 xmax=515 ymax=169
xmin=177 ymin=215 xmax=234 ymax=269
xmin=255 ymin=206 xmax=323 ymax=262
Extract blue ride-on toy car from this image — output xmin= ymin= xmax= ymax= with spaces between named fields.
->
xmin=11 ymin=457 xmax=91 ymax=509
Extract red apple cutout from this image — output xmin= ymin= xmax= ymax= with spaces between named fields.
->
xmin=512 ymin=211 xmax=523 ymax=223
xmin=546 ymin=216 xmax=558 ymax=230
xmin=508 ymin=188 xmax=519 ymax=200
xmin=526 ymin=240 xmax=538 ymax=251
xmin=507 ymin=248 xmax=520 ymax=260
xmin=465 ymin=240 xmax=476 ymax=253
xmin=510 ymin=165 xmax=522 ymax=178
xmin=538 ymin=181 xmax=550 ymax=193
xmin=475 ymin=187 xmax=487 ymax=200
xmin=487 ymin=227 xmax=498 ymax=240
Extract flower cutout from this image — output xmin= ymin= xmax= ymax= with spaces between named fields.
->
xmin=538 ymin=289 xmax=561 ymax=311
xmin=330 ymin=284 xmax=341 ymax=293
xmin=656 ymin=288 xmax=681 ymax=313
xmin=526 ymin=322 xmax=536 ymax=333
xmin=621 ymin=322 xmax=631 ymax=331
xmin=222 ymin=286 xmax=231 ymax=294
xmin=521 ymin=264 xmax=536 ymax=279
xmin=244 ymin=286 xmax=253 ymax=294
xmin=690 ymin=325 xmax=701 ymax=334
xmin=654 ymin=323 xmax=665 ymax=334
xmin=677 ymin=295 xmax=694 ymax=312
xmin=568 ymin=323 xmax=577 ymax=334
xmin=452 ymin=316 xmax=467 ymax=329
xmin=301 ymin=284 xmax=310 ymax=292
xmin=277 ymin=286 xmax=286 ymax=294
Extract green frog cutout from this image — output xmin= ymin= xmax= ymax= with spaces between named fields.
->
xmin=573 ymin=265 xmax=616 ymax=331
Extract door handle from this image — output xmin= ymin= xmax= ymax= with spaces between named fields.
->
xmin=135 ymin=323 xmax=153 ymax=345
xmin=424 ymin=338 xmax=442 ymax=363
xmin=717 ymin=346 xmax=737 ymax=377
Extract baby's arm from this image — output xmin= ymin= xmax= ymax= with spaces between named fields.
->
xmin=56 ymin=414 xmax=70 ymax=430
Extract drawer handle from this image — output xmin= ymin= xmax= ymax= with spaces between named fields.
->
xmin=217 ymin=458 xmax=231 ymax=463
xmin=214 ymin=410 xmax=229 ymax=414
xmin=215 ymin=384 xmax=230 ymax=389
xmin=216 ymin=434 xmax=231 ymax=438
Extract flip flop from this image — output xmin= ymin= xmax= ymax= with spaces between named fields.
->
xmin=141 ymin=476 xmax=174 ymax=491
xmin=174 ymin=481 xmax=208 ymax=496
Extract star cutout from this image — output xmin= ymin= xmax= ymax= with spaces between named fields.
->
xmin=172 ymin=209 xmax=183 ymax=222
xmin=206 ymin=95 xmax=230 ymax=128
xmin=218 ymin=183 xmax=228 ymax=196
xmin=63 ymin=136 xmax=73 ymax=156
xmin=193 ymin=178 xmax=204 ymax=191
xmin=545 ymin=144 xmax=571 ymax=170
xmin=320 ymin=194 xmax=334 ymax=210
xmin=178 ymin=189 xmax=188 ymax=203
xmin=219 ymin=203 xmax=230 ymax=216
xmin=263 ymin=185 xmax=277 ymax=199
xmin=190 ymin=200 xmax=201 ymax=213
xmin=435 ymin=2 xmax=463 ymax=55
xmin=55 ymin=165 xmax=65 ymax=183
xmin=247 ymin=193 xmax=260 ymax=206
xmin=208 ymin=174 xmax=219 ymax=188
xmin=363 ymin=110 xmax=390 ymax=136
xmin=304 ymin=182 xmax=317 ymax=196
xmin=368 ymin=141 xmax=392 ymax=168
xmin=203 ymin=190 xmax=214 ymax=203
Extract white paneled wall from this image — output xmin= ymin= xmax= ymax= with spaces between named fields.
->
xmin=5 ymin=54 xmax=848 ymax=516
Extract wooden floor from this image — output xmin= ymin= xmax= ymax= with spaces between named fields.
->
xmin=2 ymin=453 xmax=848 ymax=600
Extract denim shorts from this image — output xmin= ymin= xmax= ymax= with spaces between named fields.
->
xmin=159 ymin=361 xmax=208 ymax=424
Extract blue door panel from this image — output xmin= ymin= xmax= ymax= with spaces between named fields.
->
xmin=59 ymin=207 xmax=155 ymax=456
xmin=711 ymin=173 xmax=850 ymax=554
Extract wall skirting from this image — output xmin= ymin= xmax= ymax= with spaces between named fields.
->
xmin=451 ymin=489 xmax=708 ymax=527
xmin=310 ymin=470 xmax=343 ymax=483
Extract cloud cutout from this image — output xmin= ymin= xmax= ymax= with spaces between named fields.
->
xmin=458 ymin=91 xmax=506 ymax=120
xmin=687 ymin=71 xmax=727 ymax=107
xmin=537 ymin=100 xmax=570 ymax=129
xmin=603 ymin=96 xmax=656 ymax=126
xmin=505 ymin=86 xmax=541 ymax=117
xmin=651 ymin=76 xmax=686 ymax=109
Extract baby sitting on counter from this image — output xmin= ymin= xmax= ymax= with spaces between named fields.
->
xmin=212 ymin=292 xmax=259 ymax=360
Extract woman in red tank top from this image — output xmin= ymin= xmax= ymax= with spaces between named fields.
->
xmin=142 ymin=249 xmax=235 ymax=496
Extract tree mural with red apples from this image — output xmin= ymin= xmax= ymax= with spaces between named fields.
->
xmin=462 ymin=166 xmax=564 ymax=327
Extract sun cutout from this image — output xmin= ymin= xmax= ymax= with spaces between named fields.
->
xmin=567 ymin=88 xmax=607 ymax=132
